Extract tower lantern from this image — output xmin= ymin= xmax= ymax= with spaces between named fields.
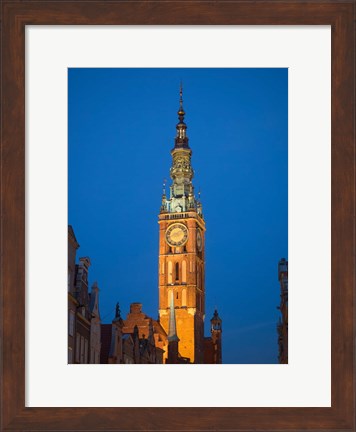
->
xmin=211 ymin=309 xmax=222 ymax=332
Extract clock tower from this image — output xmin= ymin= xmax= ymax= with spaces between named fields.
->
xmin=158 ymin=86 xmax=205 ymax=363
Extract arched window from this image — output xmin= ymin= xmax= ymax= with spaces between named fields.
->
xmin=182 ymin=260 xmax=187 ymax=283
xmin=168 ymin=261 xmax=172 ymax=284
xmin=175 ymin=262 xmax=179 ymax=282
xmin=161 ymin=262 xmax=165 ymax=275
xmin=182 ymin=288 xmax=187 ymax=306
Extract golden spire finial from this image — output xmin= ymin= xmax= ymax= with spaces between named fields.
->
xmin=178 ymin=82 xmax=185 ymax=119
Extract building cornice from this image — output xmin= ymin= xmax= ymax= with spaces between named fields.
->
xmin=68 ymin=292 xmax=79 ymax=305
xmin=77 ymin=312 xmax=91 ymax=326
xmin=158 ymin=213 xmax=205 ymax=231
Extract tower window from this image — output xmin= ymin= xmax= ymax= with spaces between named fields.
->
xmin=182 ymin=288 xmax=187 ymax=306
xmin=182 ymin=260 xmax=187 ymax=283
xmin=168 ymin=261 xmax=173 ymax=284
xmin=175 ymin=262 xmax=179 ymax=281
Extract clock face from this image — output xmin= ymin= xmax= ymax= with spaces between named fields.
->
xmin=196 ymin=229 xmax=202 ymax=252
xmin=165 ymin=223 xmax=188 ymax=247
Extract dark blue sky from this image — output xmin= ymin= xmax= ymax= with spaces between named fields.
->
xmin=68 ymin=68 xmax=288 ymax=364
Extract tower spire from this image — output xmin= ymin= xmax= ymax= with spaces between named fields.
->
xmin=175 ymin=84 xmax=189 ymax=149
xmin=178 ymin=82 xmax=184 ymax=120
xmin=159 ymin=84 xmax=203 ymax=216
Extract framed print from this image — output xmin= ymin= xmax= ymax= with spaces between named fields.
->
xmin=1 ymin=1 xmax=355 ymax=431
xmin=27 ymin=26 xmax=328 ymax=408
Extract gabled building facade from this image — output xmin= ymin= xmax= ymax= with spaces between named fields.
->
xmin=68 ymin=225 xmax=102 ymax=364
xmin=89 ymin=281 xmax=101 ymax=363
xmin=68 ymin=226 xmax=80 ymax=364
xmin=277 ymin=257 xmax=288 ymax=363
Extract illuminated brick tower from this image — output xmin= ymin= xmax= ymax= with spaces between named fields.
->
xmin=158 ymin=85 xmax=205 ymax=363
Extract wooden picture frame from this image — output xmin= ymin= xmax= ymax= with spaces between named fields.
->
xmin=1 ymin=1 xmax=354 ymax=430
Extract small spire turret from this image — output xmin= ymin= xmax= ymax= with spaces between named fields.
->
xmin=160 ymin=179 xmax=168 ymax=212
xmin=168 ymin=290 xmax=179 ymax=342
xmin=167 ymin=290 xmax=180 ymax=363
xmin=113 ymin=302 xmax=123 ymax=323
xmin=210 ymin=309 xmax=222 ymax=363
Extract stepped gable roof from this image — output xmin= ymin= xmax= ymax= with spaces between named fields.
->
xmin=123 ymin=303 xmax=155 ymax=340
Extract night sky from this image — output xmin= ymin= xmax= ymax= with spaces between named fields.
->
xmin=68 ymin=68 xmax=288 ymax=364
